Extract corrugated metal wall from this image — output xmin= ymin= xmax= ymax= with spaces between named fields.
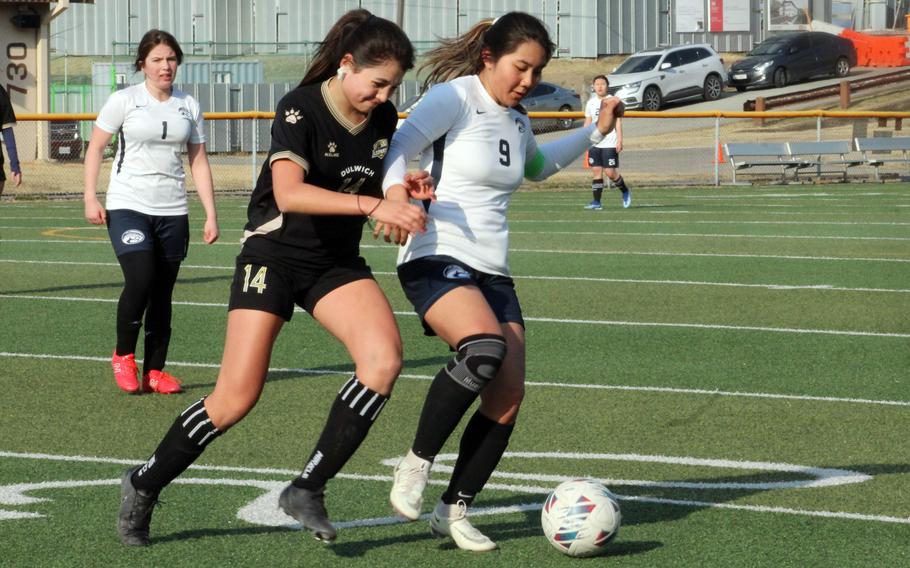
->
xmin=52 ymin=0 xmax=874 ymax=58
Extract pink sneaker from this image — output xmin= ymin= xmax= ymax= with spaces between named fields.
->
xmin=112 ymin=352 xmax=140 ymax=393
xmin=142 ymin=370 xmax=183 ymax=394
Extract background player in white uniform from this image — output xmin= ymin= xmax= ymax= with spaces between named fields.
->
xmin=584 ymin=74 xmax=630 ymax=209
xmin=0 ymin=85 xmax=22 ymax=199
xmin=83 ymin=30 xmax=219 ymax=394
xmin=381 ymin=12 xmax=623 ymax=552
xmin=115 ymin=11 xmax=430 ymax=547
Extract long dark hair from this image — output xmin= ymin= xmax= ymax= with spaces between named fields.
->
xmin=419 ymin=12 xmax=555 ymax=91
xmin=134 ymin=29 xmax=183 ymax=72
xmin=300 ymin=9 xmax=414 ymax=87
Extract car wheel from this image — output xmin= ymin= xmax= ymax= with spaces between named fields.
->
xmin=642 ymin=86 xmax=662 ymax=111
xmin=557 ymin=105 xmax=574 ymax=130
xmin=835 ymin=57 xmax=850 ymax=78
xmin=735 ymin=86 xmax=746 ymax=93
xmin=703 ymin=74 xmax=723 ymax=101
xmin=773 ymin=67 xmax=788 ymax=88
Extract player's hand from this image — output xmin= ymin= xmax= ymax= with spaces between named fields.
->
xmin=595 ymin=98 xmax=624 ymax=136
xmin=371 ymin=221 xmax=409 ymax=245
xmin=615 ymin=141 xmax=623 ymax=153
xmin=11 ymin=171 xmax=21 ymax=187
xmin=203 ymin=217 xmax=220 ymax=244
xmin=367 ymin=198 xmax=426 ymax=240
xmin=403 ymin=171 xmax=435 ymax=202
xmin=84 ymin=197 xmax=106 ymax=225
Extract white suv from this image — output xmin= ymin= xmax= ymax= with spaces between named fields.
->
xmin=607 ymin=44 xmax=727 ymax=111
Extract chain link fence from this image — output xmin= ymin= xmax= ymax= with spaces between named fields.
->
xmin=4 ymin=112 xmax=908 ymax=200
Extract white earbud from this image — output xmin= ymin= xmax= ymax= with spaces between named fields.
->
xmin=337 ymin=66 xmax=352 ymax=80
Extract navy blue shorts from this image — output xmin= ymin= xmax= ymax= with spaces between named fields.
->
xmin=228 ymin=248 xmax=374 ymax=321
xmin=106 ymin=209 xmax=189 ymax=261
xmin=397 ymin=255 xmax=525 ymax=336
xmin=587 ymin=147 xmax=619 ymax=169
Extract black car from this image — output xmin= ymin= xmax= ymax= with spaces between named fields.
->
xmin=49 ymin=120 xmax=83 ymax=161
xmin=728 ymin=32 xmax=857 ymax=91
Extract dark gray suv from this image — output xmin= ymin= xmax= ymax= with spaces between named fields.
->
xmin=728 ymin=32 xmax=857 ymax=91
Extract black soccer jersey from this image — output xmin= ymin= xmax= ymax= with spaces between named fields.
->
xmin=243 ymin=80 xmax=396 ymax=264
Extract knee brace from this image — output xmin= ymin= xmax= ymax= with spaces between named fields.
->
xmin=444 ymin=334 xmax=507 ymax=393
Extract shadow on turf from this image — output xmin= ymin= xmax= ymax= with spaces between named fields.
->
xmin=182 ymin=355 xmax=452 ymax=391
xmin=3 ymin=274 xmax=228 ymax=296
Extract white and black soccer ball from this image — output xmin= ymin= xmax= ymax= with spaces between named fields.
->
xmin=541 ymin=478 xmax=621 ymax=557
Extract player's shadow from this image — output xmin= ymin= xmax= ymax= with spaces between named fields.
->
xmin=183 ymin=355 xmax=452 ymax=391
xmin=327 ymin=461 xmax=908 ymax=557
xmin=2 ymin=274 xmax=229 ymax=295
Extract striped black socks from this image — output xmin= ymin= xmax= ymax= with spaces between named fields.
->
xmin=293 ymin=375 xmax=389 ymax=490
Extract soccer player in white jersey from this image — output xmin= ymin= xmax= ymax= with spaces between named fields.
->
xmin=585 ymin=74 xmax=630 ymax=209
xmin=83 ymin=29 xmax=219 ymax=395
xmin=115 ymin=11 xmax=431 ymax=547
xmin=381 ymin=12 xmax=623 ymax=552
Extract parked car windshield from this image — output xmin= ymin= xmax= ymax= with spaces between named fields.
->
xmin=748 ymin=38 xmax=789 ymax=56
xmin=614 ymin=54 xmax=661 ymax=74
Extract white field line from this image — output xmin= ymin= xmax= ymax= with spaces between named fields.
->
xmin=1 ymin=351 xmax=908 ymax=407
xmin=6 ymin=230 xmax=910 ymax=242
xmin=1 ymin=243 xmax=908 ymax=264
xmin=2 ymin=258 xmax=908 ymax=293
xmin=2 ymin=293 xmax=908 ymax=338
xmin=5 ymin=218 xmax=910 ymax=227
xmin=511 ymin=220 xmax=910 ymax=226
xmin=509 ymin=231 xmax=910 ymax=241
xmin=2 ymin=451 xmax=908 ymax=526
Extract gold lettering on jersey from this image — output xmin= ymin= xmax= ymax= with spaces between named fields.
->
xmin=339 ymin=165 xmax=375 ymax=177
xmin=372 ymin=138 xmax=389 ymax=159
xmin=325 ymin=141 xmax=339 ymax=158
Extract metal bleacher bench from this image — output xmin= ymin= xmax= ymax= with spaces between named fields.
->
xmin=786 ymin=140 xmax=864 ymax=181
xmin=854 ymin=137 xmax=910 ymax=182
xmin=723 ymin=142 xmax=806 ymax=184
xmin=724 ymin=139 xmax=902 ymax=183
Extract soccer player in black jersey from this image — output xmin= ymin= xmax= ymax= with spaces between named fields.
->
xmin=117 ymin=10 xmax=432 ymax=546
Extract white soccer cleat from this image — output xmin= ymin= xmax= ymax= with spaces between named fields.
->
xmin=389 ymin=449 xmax=432 ymax=521
xmin=430 ymin=500 xmax=498 ymax=552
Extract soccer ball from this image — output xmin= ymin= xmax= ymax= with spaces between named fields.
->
xmin=540 ymin=478 xmax=621 ymax=557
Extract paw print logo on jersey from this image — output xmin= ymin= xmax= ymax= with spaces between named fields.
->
xmin=325 ymin=141 xmax=339 ymax=158
xmin=284 ymin=108 xmax=301 ymax=124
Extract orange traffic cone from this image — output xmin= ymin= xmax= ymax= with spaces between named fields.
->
xmin=583 ymin=149 xmax=590 ymax=169
xmin=716 ymin=142 xmax=726 ymax=164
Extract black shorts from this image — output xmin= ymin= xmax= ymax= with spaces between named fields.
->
xmin=588 ymin=147 xmax=619 ymax=169
xmin=228 ymin=249 xmax=374 ymax=321
xmin=106 ymin=209 xmax=189 ymax=261
xmin=397 ymin=255 xmax=525 ymax=336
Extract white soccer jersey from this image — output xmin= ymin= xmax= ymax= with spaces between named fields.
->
xmin=585 ymin=95 xmax=618 ymax=149
xmin=386 ymin=75 xmax=537 ymax=276
xmin=95 ymin=83 xmax=206 ymax=216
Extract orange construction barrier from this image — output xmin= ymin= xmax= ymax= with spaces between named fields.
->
xmin=716 ymin=142 xmax=726 ymax=164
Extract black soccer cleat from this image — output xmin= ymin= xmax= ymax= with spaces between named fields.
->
xmin=117 ymin=465 xmax=159 ymax=547
xmin=279 ymin=484 xmax=337 ymax=542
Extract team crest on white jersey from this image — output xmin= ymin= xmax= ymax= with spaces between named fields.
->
xmin=372 ymin=138 xmax=389 ymax=159
xmin=443 ymin=265 xmax=471 ymax=280
xmin=121 ymin=230 xmax=145 ymax=245
xmin=284 ymin=108 xmax=301 ymax=124
xmin=178 ymin=107 xmax=193 ymax=120
xmin=325 ymin=141 xmax=339 ymax=158
xmin=515 ymin=118 xmax=526 ymax=133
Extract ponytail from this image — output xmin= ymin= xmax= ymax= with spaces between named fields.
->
xmin=419 ymin=12 xmax=555 ymax=92
xmin=300 ymin=9 xmax=414 ymax=87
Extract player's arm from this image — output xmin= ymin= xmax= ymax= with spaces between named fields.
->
xmin=271 ymin=159 xmax=426 ymax=236
xmin=525 ymin=98 xmax=623 ymax=181
xmin=615 ymin=117 xmax=623 ymax=153
xmin=187 ymin=142 xmax=219 ymax=244
xmin=83 ymin=125 xmax=114 ymax=224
